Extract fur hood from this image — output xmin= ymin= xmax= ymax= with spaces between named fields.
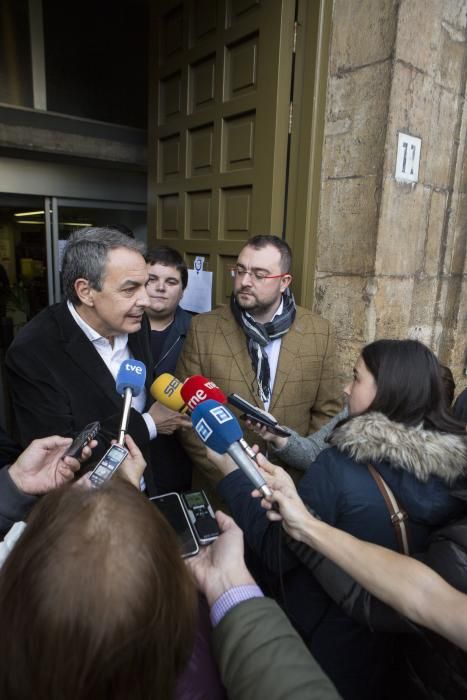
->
xmin=328 ymin=412 xmax=467 ymax=485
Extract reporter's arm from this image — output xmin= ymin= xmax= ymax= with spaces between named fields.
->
xmin=0 ymin=466 xmax=37 ymax=537
xmin=268 ymin=486 xmax=467 ymax=652
xmin=268 ymin=408 xmax=348 ymax=470
xmin=187 ymin=512 xmax=340 ymax=700
xmin=299 ymin=517 xmax=467 ymax=652
xmin=214 ymin=597 xmax=340 ymax=700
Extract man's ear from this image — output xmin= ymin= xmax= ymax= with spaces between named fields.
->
xmin=280 ymin=274 xmax=292 ymax=293
xmin=74 ymin=278 xmax=95 ymax=307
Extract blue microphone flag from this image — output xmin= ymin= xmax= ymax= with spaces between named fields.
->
xmin=116 ymin=360 xmax=146 ymax=396
xmin=191 ymin=399 xmax=242 ymax=453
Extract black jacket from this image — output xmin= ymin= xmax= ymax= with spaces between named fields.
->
xmin=5 ymin=301 xmax=157 ymax=493
xmin=0 ymin=426 xmax=21 ymax=470
xmin=150 ymin=305 xmax=193 ymax=378
xmin=148 ymin=306 xmax=194 ymax=493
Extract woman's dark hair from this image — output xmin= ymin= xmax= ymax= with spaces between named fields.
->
xmin=438 ymin=363 xmax=456 ymax=407
xmin=360 ymin=339 xmax=466 ymax=434
xmin=0 ymin=480 xmax=197 ymax=700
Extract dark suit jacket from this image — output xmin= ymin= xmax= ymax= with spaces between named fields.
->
xmin=5 ymin=301 xmax=157 ymax=493
xmin=148 ymin=305 xmax=194 ymax=493
xmin=0 ymin=425 xmax=21 ymax=469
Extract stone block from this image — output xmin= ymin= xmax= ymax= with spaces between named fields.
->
xmin=444 ymin=190 xmax=467 ymax=276
xmin=385 ymin=63 xmax=460 ymax=189
xmin=373 ymin=277 xmax=414 ymax=338
xmin=317 ymin=177 xmax=378 ymax=274
xmin=329 ymin=0 xmax=398 ymax=74
xmin=407 ymin=276 xmax=439 ymax=342
xmin=375 ymin=179 xmax=430 ymax=275
xmin=323 ymin=62 xmax=391 ymax=179
xmin=397 ymin=0 xmax=467 ymax=95
xmin=424 ymin=189 xmax=447 ymax=276
xmin=313 ymin=273 xmax=371 ymax=341
xmin=313 ymin=273 xmax=384 ymax=384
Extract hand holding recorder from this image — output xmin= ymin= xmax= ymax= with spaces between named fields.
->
xmin=186 ymin=511 xmax=256 ymax=606
xmin=9 ymin=435 xmax=96 ymax=495
xmin=191 ymin=399 xmax=272 ymax=498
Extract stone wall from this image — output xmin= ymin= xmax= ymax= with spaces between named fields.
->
xmin=313 ymin=0 xmax=467 ymax=391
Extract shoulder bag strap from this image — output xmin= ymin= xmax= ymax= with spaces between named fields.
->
xmin=368 ymin=463 xmax=410 ymax=555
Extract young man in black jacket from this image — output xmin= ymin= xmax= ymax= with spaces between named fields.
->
xmin=146 ymin=247 xmax=194 ymax=493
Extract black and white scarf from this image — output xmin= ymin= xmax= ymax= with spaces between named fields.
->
xmin=230 ymin=288 xmax=296 ymax=403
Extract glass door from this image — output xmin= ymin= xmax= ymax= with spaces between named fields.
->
xmin=51 ymin=198 xmax=147 ymax=302
xmin=0 ymin=193 xmax=50 ymax=430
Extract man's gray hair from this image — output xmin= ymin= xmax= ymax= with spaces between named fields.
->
xmin=62 ymin=227 xmax=146 ymax=305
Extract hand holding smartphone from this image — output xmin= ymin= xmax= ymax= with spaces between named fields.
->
xmin=151 ymin=490 xmax=220 ymax=558
xmin=227 ymin=394 xmax=291 ymax=437
xmin=151 ymin=492 xmax=200 ymax=557
xmin=64 ymin=421 xmax=100 ymax=459
xmin=89 ymin=443 xmax=128 ymax=488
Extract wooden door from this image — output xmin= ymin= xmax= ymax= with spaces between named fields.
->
xmin=148 ymin=0 xmax=295 ymax=305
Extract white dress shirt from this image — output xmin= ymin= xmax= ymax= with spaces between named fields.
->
xmin=67 ymin=301 xmax=157 ymax=439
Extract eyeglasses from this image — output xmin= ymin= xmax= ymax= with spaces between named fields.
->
xmin=233 ymin=265 xmax=290 ymax=282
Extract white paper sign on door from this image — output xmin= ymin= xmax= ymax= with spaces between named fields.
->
xmin=180 ymin=256 xmax=213 ymax=314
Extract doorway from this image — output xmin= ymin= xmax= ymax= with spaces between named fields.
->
xmin=0 ymin=194 xmax=147 ymax=430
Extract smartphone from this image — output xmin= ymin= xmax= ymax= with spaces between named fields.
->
xmin=150 ymin=493 xmax=200 ymax=558
xmin=227 ymin=393 xmax=291 ymax=438
xmin=181 ymin=490 xmax=220 ymax=545
xmin=64 ymin=421 xmax=100 ymax=459
xmin=89 ymin=443 xmax=128 ymax=488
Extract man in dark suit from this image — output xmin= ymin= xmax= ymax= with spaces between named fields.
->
xmin=5 ymin=228 xmax=190 ymax=495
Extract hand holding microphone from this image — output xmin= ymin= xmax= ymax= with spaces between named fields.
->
xmin=191 ymin=399 xmax=273 ymax=498
xmin=148 ymin=373 xmax=192 ymax=434
xmin=180 ymin=375 xmax=260 ymax=462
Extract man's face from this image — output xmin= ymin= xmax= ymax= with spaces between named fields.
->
xmin=233 ymin=244 xmax=291 ymax=319
xmin=146 ymin=263 xmax=184 ymax=318
xmin=83 ymin=248 xmax=150 ymax=337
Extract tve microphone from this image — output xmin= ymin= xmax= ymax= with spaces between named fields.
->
xmin=181 ymin=375 xmax=226 ymax=411
xmin=181 ymin=375 xmax=258 ymax=462
xmin=191 ymin=399 xmax=272 ymax=498
xmin=150 ymin=373 xmax=187 ymax=412
xmin=116 ymin=360 xmax=146 ymax=445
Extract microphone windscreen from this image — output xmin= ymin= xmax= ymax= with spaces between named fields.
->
xmin=181 ymin=375 xmax=227 ymax=410
xmin=191 ymin=399 xmax=242 ymax=453
xmin=150 ymin=373 xmax=186 ymax=412
xmin=116 ymin=360 xmax=146 ymax=396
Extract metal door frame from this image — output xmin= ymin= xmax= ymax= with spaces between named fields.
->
xmin=48 ymin=196 xmax=147 ymax=303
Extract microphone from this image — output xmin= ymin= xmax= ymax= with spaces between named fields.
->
xmin=181 ymin=375 xmax=258 ymax=461
xmin=181 ymin=375 xmax=226 ymax=411
xmin=191 ymin=399 xmax=272 ymax=498
xmin=150 ymin=373 xmax=187 ymax=412
xmin=116 ymin=360 xmax=147 ymax=445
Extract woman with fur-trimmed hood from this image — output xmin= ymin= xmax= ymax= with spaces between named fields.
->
xmin=209 ymin=339 xmax=467 ymax=700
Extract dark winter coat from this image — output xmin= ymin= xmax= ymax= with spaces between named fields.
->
xmin=217 ymin=412 xmax=467 ymax=700
xmin=296 ymin=490 xmax=467 ymax=700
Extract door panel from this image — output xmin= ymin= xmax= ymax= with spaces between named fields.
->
xmin=148 ymin=0 xmax=294 ymax=305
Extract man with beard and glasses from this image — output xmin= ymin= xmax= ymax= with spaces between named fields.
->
xmin=177 ymin=235 xmax=341 ymax=489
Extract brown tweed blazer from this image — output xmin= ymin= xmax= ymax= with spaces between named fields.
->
xmin=176 ymin=303 xmax=342 ymax=486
